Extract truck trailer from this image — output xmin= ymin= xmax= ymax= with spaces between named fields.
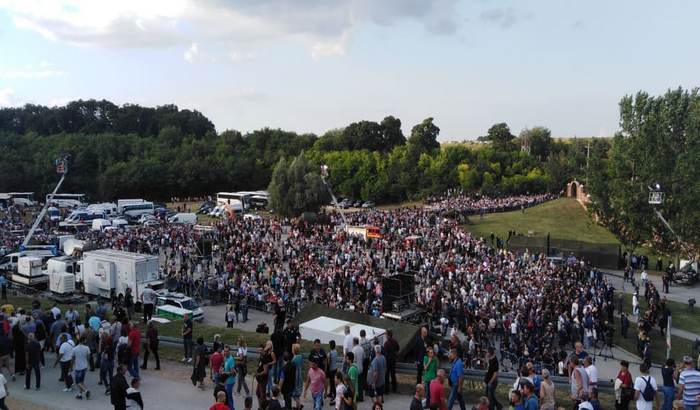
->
xmin=82 ymin=249 xmax=163 ymax=301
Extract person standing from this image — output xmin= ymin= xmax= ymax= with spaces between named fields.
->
xmin=123 ymin=288 xmax=134 ymax=321
xmin=141 ymin=321 xmax=160 ymax=371
xmin=236 ymin=338 xmax=249 ymax=397
xmin=660 ymin=359 xmax=675 ymax=410
xmin=484 ymin=347 xmax=502 ymax=410
xmin=415 ymin=327 xmax=428 ymax=385
xmin=304 ymin=360 xmax=326 ymax=410
xmin=423 ymin=346 xmax=438 ymax=407
xmin=447 ymin=348 xmax=465 ymax=410
xmin=616 ymin=360 xmax=634 ymax=410
xmin=280 ymin=352 xmax=296 ymax=410
xmin=569 ymin=356 xmax=589 ymax=409
xmin=584 ymin=357 xmax=598 ymax=390
xmin=25 ymin=332 xmax=42 ymax=390
xmin=182 ymin=313 xmax=193 ymax=363
xmin=140 ymin=284 xmax=156 ymax=324
xmin=292 ymin=344 xmax=304 ymax=410
xmin=72 ymin=336 xmax=91 ymax=400
xmin=521 ymin=381 xmax=538 ymax=410
xmin=345 ymin=352 xmax=359 ymax=407
xmin=56 ymin=333 xmax=75 ymax=392
xmin=677 ymin=355 xmax=700 ymax=410
xmin=111 ymin=365 xmax=129 ymax=410
xmin=327 ymin=340 xmax=339 ymax=405
xmin=99 ymin=330 xmax=115 ymax=396
xmin=369 ymin=344 xmax=386 ymax=406
xmin=410 ymin=384 xmax=425 ymax=410
xmin=383 ymin=329 xmax=399 ymax=395
xmin=127 ymin=322 xmax=141 ymax=379
xmin=351 ymin=337 xmax=365 ymax=402
xmin=222 ymin=345 xmax=237 ymax=410
xmin=430 ymin=369 xmax=447 ymax=410
xmin=633 ymin=363 xmax=657 ymax=410
xmin=210 ymin=344 xmax=224 ymax=385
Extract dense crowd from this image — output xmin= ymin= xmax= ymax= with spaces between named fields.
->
xmin=2 ymin=193 xmax=700 ymax=410
xmin=426 ymin=192 xmax=556 ymax=215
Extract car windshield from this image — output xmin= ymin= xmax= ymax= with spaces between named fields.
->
xmin=179 ymin=299 xmax=199 ymax=310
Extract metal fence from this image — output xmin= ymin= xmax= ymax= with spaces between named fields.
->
xmin=506 ymin=236 xmax=619 ymax=269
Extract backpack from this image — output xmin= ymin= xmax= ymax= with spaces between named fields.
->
xmin=641 ymin=376 xmax=655 ymax=401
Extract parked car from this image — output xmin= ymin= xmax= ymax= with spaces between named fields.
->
xmin=361 ymin=201 xmax=375 ymax=208
xmin=197 ymin=201 xmax=215 ymax=214
xmin=155 ymin=291 xmax=204 ymax=321
xmin=353 ymin=200 xmax=363 ymax=208
xmin=142 ymin=219 xmax=161 ymax=228
xmin=137 ymin=213 xmax=156 ymax=224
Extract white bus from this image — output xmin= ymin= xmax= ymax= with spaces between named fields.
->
xmin=7 ymin=192 xmax=36 ymax=207
xmin=216 ymin=192 xmax=251 ymax=208
xmin=47 ymin=193 xmax=86 ymax=208
xmin=121 ymin=202 xmax=155 ymax=218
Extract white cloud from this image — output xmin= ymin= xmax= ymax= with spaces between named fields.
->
xmin=0 ymin=88 xmax=16 ymax=106
xmin=184 ymin=42 xmax=199 ymax=63
xmin=0 ymin=0 xmax=460 ymax=58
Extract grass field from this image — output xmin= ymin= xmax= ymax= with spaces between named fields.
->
xmin=620 ymin=294 xmax=700 ymax=336
xmin=464 ymin=198 xmax=668 ymax=266
xmin=465 ymin=198 xmax=619 ymax=244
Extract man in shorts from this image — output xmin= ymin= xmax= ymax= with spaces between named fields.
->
xmin=72 ymin=336 xmax=91 ymax=400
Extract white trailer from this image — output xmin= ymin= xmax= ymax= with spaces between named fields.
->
xmin=82 ymin=249 xmax=162 ymax=301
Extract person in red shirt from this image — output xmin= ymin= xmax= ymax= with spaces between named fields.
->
xmin=127 ymin=321 xmax=141 ymax=378
xmin=616 ymin=360 xmax=634 ymax=409
xmin=210 ymin=345 xmax=224 ymax=384
xmin=430 ymin=368 xmax=447 ymax=410
xmin=209 ymin=391 xmax=229 ymax=410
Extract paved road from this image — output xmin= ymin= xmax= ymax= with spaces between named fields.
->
xmin=9 ymin=357 xmax=418 ymax=410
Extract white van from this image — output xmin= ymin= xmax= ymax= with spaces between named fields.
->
xmin=168 ymin=213 xmax=197 ymax=224
xmin=91 ymin=218 xmax=112 ymax=231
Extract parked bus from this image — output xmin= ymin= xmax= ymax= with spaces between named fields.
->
xmin=47 ymin=193 xmax=86 ymax=208
xmin=121 ymin=202 xmax=155 ymax=218
xmin=7 ymin=192 xmax=36 ymax=207
xmin=216 ymin=192 xmax=251 ymax=208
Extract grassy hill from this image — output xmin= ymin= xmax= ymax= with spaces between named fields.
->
xmin=465 ymin=197 xmax=618 ymax=243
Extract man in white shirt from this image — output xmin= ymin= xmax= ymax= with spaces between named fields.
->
xmin=71 ymin=336 xmax=91 ymax=400
xmin=633 ymin=363 xmax=658 ymax=410
xmin=583 ymin=357 xmax=598 ymax=389
xmin=56 ymin=334 xmax=75 ymax=392
xmin=351 ymin=337 xmax=364 ymax=401
xmin=342 ymin=325 xmax=353 ymax=356
xmin=640 ymin=270 xmax=648 ymax=287
xmin=140 ymin=284 xmax=157 ymax=324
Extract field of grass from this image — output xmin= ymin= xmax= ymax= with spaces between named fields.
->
xmin=464 ymin=198 xmax=668 ymax=266
xmin=465 ymin=198 xmax=619 ymax=244
xmin=620 ymin=294 xmax=700 ymax=336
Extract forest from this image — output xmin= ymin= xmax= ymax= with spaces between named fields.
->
xmin=0 ymin=100 xmax=594 ymax=203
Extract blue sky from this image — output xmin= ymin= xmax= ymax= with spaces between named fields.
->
xmin=0 ymin=0 xmax=698 ymax=140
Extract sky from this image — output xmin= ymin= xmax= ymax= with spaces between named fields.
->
xmin=0 ymin=0 xmax=698 ymax=141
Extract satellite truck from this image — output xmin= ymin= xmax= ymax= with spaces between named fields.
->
xmin=80 ymin=249 xmax=164 ymax=302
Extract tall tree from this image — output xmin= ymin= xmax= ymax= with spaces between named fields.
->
xmin=486 ymin=122 xmax=515 ymax=151
xmin=267 ymin=154 xmax=328 ymax=217
xmin=407 ymin=117 xmax=440 ymax=155
xmin=380 ymin=115 xmax=406 ymax=150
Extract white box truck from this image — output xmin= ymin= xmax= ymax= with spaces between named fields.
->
xmin=82 ymin=249 xmax=163 ymax=300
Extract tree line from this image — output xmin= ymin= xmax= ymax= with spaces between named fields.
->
xmin=0 ymin=100 xmax=592 ymax=205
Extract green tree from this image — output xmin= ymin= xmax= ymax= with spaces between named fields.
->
xmin=267 ymin=154 xmax=328 ymax=217
xmin=520 ymin=126 xmax=552 ymax=160
xmin=486 ymin=123 xmax=515 ymax=151
xmin=407 ymin=117 xmax=440 ymax=155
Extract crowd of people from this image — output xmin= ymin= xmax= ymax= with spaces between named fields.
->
xmin=1 ymin=192 xmax=700 ymax=410
xmin=426 ymin=192 xmax=556 ymax=216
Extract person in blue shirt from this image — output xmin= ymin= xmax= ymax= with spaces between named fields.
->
xmin=447 ymin=348 xmax=466 ymax=410
xmin=222 ymin=345 xmax=237 ymax=410
xmin=521 ymin=381 xmax=539 ymax=410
